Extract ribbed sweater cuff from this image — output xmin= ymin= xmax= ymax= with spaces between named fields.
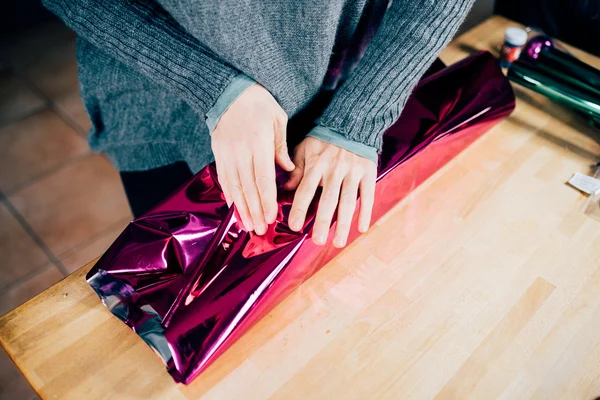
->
xmin=206 ymin=74 xmax=256 ymax=133
xmin=308 ymin=125 xmax=379 ymax=165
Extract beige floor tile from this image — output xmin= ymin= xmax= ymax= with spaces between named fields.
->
xmin=0 ymin=110 xmax=89 ymax=194
xmin=55 ymin=93 xmax=92 ymax=135
xmin=59 ymin=217 xmax=131 ymax=274
xmin=0 ymin=70 xmax=46 ymax=128
xmin=9 ymin=154 xmax=132 ymax=257
xmin=0 ymin=347 xmax=36 ymax=400
xmin=0 ymin=201 xmax=50 ymax=293
xmin=26 ymin=46 xmax=78 ymax=104
xmin=0 ymin=264 xmax=64 ymax=317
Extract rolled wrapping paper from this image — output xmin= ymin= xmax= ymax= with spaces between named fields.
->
xmin=522 ymin=36 xmax=600 ymax=91
xmin=508 ymin=35 xmax=600 ymax=120
xmin=508 ymin=61 xmax=600 ymax=119
xmin=87 ymin=51 xmax=515 ymax=385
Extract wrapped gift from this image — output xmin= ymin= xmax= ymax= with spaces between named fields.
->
xmin=87 ymin=51 xmax=515 ymax=384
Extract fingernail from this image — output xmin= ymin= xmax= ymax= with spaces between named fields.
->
xmin=359 ymin=224 xmax=368 ymax=233
xmin=333 ymin=237 xmax=346 ymax=248
xmin=264 ymin=212 xmax=274 ymax=224
xmin=289 ymin=217 xmax=300 ymax=231
xmin=255 ymin=224 xmax=266 ymax=235
xmin=244 ymin=221 xmax=253 ymax=232
xmin=314 ymin=231 xmax=326 ymax=245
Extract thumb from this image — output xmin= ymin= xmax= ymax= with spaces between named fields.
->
xmin=284 ymin=147 xmax=305 ymax=191
xmin=274 ymin=127 xmax=295 ymax=172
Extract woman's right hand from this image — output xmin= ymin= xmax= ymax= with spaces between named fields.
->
xmin=211 ymin=83 xmax=295 ymax=235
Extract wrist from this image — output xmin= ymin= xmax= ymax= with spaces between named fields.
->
xmin=206 ymin=74 xmax=256 ymax=133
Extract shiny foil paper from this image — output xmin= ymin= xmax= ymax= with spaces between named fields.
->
xmin=87 ymin=51 xmax=515 ymax=384
xmin=508 ymin=35 xmax=600 ymax=120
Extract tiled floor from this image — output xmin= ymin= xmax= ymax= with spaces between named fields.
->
xmin=0 ymin=21 xmax=132 ymax=399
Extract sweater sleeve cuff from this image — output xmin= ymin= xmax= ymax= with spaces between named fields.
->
xmin=307 ymin=125 xmax=379 ymax=165
xmin=206 ymin=73 xmax=256 ymax=133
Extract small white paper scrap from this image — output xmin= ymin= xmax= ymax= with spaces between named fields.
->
xmin=568 ymin=172 xmax=600 ymax=195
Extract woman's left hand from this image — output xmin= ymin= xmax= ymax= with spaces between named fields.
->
xmin=284 ymin=137 xmax=377 ymax=247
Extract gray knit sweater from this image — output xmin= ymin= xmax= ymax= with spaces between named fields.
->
xmin=43 ymin=0 xmax=474 ymax=172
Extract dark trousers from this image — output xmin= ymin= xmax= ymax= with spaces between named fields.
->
xmin=120 ymin=162 xmax=193 ymax=217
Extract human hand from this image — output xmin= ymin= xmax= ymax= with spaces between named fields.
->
xmin=211 ymin=83 xmax=295 ymax=235
xmin=284 ymin=137 xmax=377 ymax=247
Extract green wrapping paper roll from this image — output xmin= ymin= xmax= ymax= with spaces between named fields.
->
xmin=508 ymin=61 xmax=600 ymax=119
xmin=507 ymin=35 xmax=600 ymax=121
xmin=531 ymin=44 xmax=600 ymax=91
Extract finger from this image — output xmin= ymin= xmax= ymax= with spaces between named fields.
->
xmin=283 ymin=147 xmax=305 ymax=191
xmin=211 ymin=141 xmax=232 ymax=206
xmin=228 ymin=170 xmax=254 ymax=232
xmin=312 ymin=171 xmax=344 ymax=245
xmin=288 ymin=166 xmax=321 ymax=232
xmin=358 ymin=172 xmax=376 ymax=233
xmin=333 ymin=176 xmax=360 ymax=247
xmin=274 ymin=117 xmax=295 ymax=172
xmin=253 ymin=139 xmax=278 ymax=224
xmin=214 ymin=156 xmax=232 ymax=206
xmin=237 ymin=154 xmax=267 ymax=235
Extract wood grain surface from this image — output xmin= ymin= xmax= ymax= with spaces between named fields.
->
xmin=2 ymin=16 xmax=600 ymax=399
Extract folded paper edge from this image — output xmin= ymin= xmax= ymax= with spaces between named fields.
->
xmin=87 ymin=269 xmax=174 ymax=366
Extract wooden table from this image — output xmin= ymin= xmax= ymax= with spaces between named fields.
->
xmin=3 ymin=16 xmax=600 ymax=399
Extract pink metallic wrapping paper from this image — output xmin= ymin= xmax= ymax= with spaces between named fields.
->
xmin=87 ymin=51 xmax=515 ymax=384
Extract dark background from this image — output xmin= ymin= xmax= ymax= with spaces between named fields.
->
xmin=497 ymin=0 xmax=600 ymax=56
xmin=0 ymin=0 xmax=56 ymax=35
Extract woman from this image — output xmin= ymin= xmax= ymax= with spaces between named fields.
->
xmin=44 ymin=0 xmax=474 ymax=247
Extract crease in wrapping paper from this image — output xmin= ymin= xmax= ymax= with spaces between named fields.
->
xmin=87 ymin=51 xmax=515 ymax=384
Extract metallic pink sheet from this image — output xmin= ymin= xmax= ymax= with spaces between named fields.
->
xmin=87 ymin=51 xmax=515 ymax=384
